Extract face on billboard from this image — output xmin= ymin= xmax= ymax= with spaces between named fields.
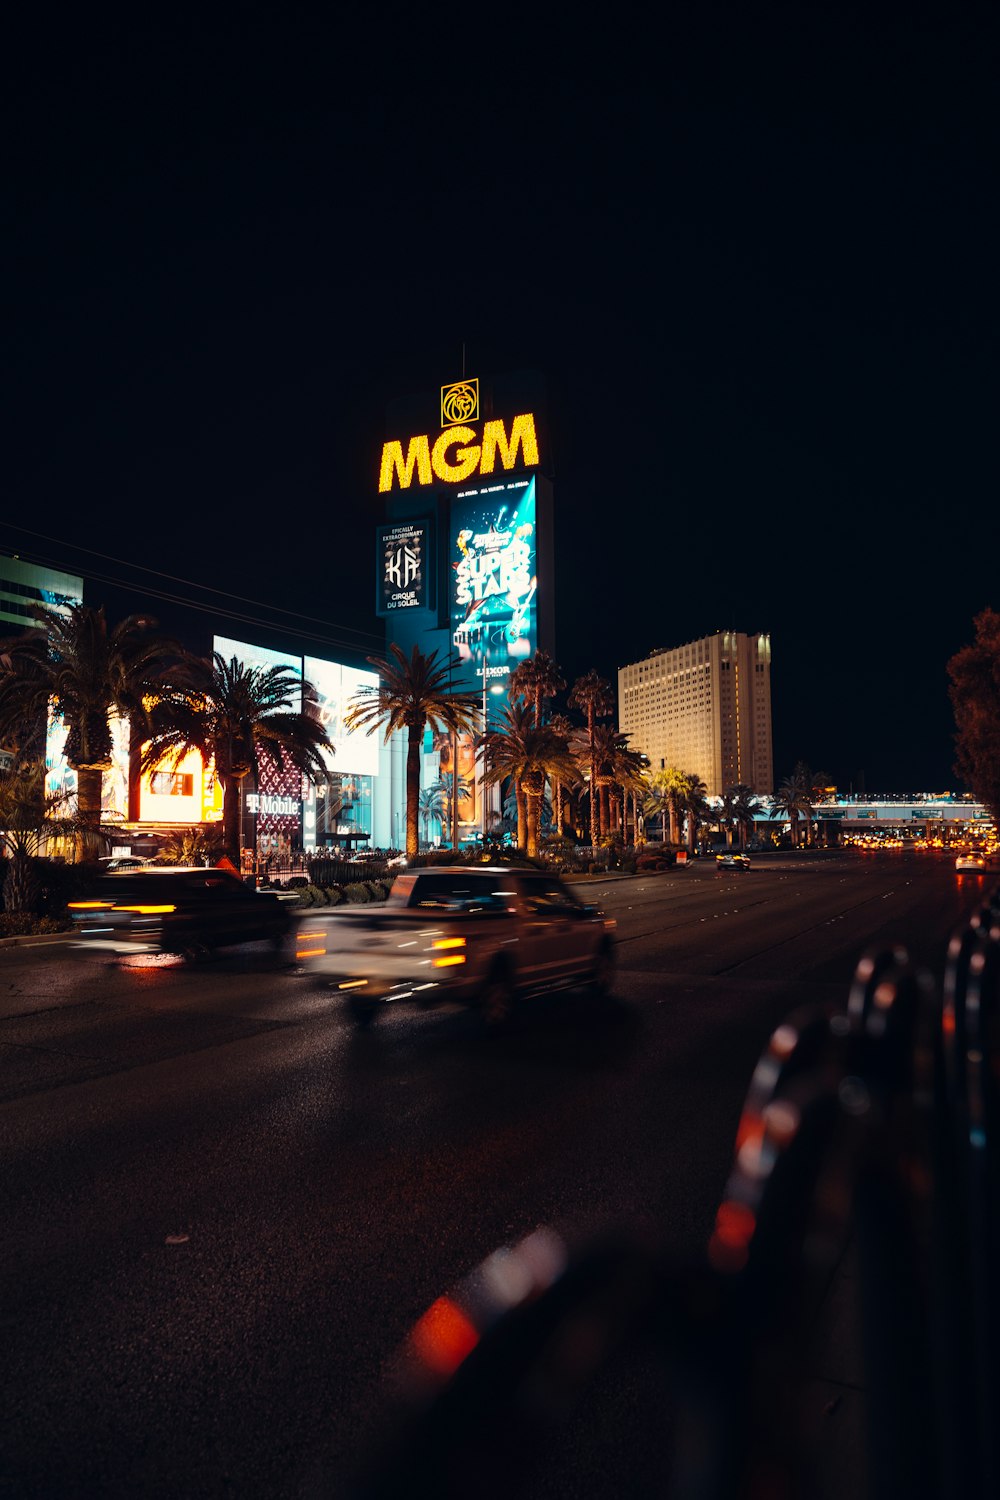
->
xmin=303 ymin=657 xmax=379 ymax=777
xmin=213 ymin=637 xmax=302 ymax=709
xmin=450 ymin=477 xmax=536 ymax=691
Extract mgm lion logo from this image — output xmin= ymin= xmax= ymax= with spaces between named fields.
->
xmin=441 ymin=378 xmax=479 ymax=428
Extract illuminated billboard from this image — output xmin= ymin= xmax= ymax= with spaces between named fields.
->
xmin=303 ymin=657 xmax=380 ymax=777
xmin=376 ymin=520 xmax=431 ymax=615
xmin=45 ymin=706 xmax=76 ymax=812
xmin=450 ymin=477 xmax=537 ymax=691
xmin=139 ymin=747 xmax=224 ymax=824
xmin=101 ymin=715 xmax=131 ymax=825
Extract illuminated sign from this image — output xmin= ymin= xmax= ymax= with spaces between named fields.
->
xmin=376 ymin=521 xmax=430 ymax=614
xmin=304 ymin=657 xmax=380 ymax=777
xmin=245 ymin=794 xmax=302 ymax=817
xmin=139 ymin=746 xmax=223 ymax=824
xmin=441 ymin=379 xmax=479 ymax=426
xmin=450 ymin=478 xmax=537 ymax=691
xmin=378 ymin=413 xmax=540 ymax=492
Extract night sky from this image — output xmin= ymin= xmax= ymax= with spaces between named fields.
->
xmin=7 ymin=7 xmax=998 ymax=794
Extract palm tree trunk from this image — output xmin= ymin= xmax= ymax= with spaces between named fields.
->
xmin=75 ymin=767 xmax=103 ymax=861
xmin=405 ymin=725 xmax=422 ymax=859
xmin=525 ymin=793 xmax=541 ymax=859
xmin=588 ymin=710 xmax=598 ymax=851
xmin=222 ymin=777 xmax=241 ymax=864
xmin=515 ymin=781 xmax=527 ymax=851
xmin=3 ymin=845 xmax=38 ymax=913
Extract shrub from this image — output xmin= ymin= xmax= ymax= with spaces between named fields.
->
xmin=323 ymin=886 xmax=343 ymax=907
xmin=0 ymin=912 xmax=71 ymax=938
xmin=364 ymin=880 xmax=389 ymax=902
xmin=293 ymin=884 xmax=327 ymax=907
xmin=342 ymin=882 xmax=372 ymax=904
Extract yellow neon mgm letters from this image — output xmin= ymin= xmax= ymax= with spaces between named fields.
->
xmin=378 ymin=413 xmax=540 ymax=492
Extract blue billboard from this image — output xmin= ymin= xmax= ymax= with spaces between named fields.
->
xmin=450 ymin=477 xmax=537 ymax=692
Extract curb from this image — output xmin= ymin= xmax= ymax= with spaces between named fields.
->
xmin=0 ymin=931 xmax=74 ymax=950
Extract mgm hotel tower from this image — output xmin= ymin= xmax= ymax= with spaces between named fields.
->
xmin=618 ymin=631 xmax=773 ymax=798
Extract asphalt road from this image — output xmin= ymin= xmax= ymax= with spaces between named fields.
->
xmin=0 ymin=850 xmax=992 ymax=1498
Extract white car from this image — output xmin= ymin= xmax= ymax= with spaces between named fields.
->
xmin=293 ymin=865 xmax=617 ymax=1026
xmin=954 ymin=853 xmax=986 ymax=873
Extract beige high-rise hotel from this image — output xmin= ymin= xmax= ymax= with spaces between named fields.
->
xmin=618 ymin=632 xmax=773 ymax=797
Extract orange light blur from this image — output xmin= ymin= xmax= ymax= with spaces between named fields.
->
xmin=708 ymin=1200 xmax=757 ymax=1273
xmin=68 ymin=901 xmax=114 ymax=910
xmin=116 ymin=904 xmax=176 ymax=915
xmin=432 ymin=937 xmax=466 ymax=950
xmin=408 ymin=1295 xmax=480 ymax=1377
xmin=734 ymin=1111 xmax=765 ymax=1153
xmin=433 ymin=954 xmax=466 ymax=968
xmin=296 ymin=948 xmax=326 ymax=959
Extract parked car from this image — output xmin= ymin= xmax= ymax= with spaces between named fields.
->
xmin=293 ymin=865 xmax=617 ymax=1026
xmin=716 ymin=852 xmax=751 ymax=870
xmin=69 ymin=867 xmax=291 ymax=959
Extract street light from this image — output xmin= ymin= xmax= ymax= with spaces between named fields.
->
xmin=480 ymin=675 xmax=505 ymax=842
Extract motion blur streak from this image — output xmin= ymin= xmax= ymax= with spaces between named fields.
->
xmin=408 ymin=1296 xmax=480 ymax=1378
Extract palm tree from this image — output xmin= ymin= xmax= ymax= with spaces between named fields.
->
xmin=717 ymin=788 xmax=735 ymax=848
xmin=613 ymin=742 xmax=648 ymax=845
xmin=681 ymin=772 xmax=710 ymax=854
xmin=480 ymin=711 xmax=578 ymax=859
xmin=418 ymin=785 xmax=446 ymax=847
xmin=726 ymin=783 xmax=761 ymax=850
xmin=345 ymin=645 xmax=479 ymax=860
xmin=771 ymin=766 xmax=812 ymax=848
xmin=546 ymin=712 xmax=577 ymax=838
xmin=507 ymin=650 xmax=566 ymax=729
xmin=485 ymin=699 xmax=533 ymax=850
xmin=567 ymin=670 xmax=614 ymax=851
xmin=644 ymin=774 xmax=677 ymax=846
xmin=642 ymin=766 xmax=686 ymax=844
xmin=796 ymin=762 xmax=832 ymax=847
xmin=432 ymin=770 xmax=475 ymax=848
xmin=506 ymin=652 xmax=567 ymax=843
xmin=0 ymin=603 xmax=182 ymax=857
xmin=142 ymin=652 xmax=332 ymax=864
xmin=588 ymin=723 xmax=619 ymax=838
xmin=0 ymin=756 xmax=80 ymax=912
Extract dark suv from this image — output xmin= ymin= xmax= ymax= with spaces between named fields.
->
xmin=69 ymin=867 xmax=291 ymax=959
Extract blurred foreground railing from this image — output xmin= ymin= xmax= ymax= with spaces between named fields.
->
xmin=349 ymin=892 xmax=1000 ymax=1500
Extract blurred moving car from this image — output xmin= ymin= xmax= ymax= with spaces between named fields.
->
xmin=293 ymin=865 xmax=617 ymax=1026
xmin=98 ymin=855 xmax=153 ymax=872
xmin=954 ymin=852 xmax=986 ymax=872
xmin=716 ymin=852 xmax=751 ymax=870
xmin=69 ymin=867 xmax=291 ymax=959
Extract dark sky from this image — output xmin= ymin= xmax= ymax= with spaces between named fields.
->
xmin=6 ymin=6 xmax=998 ymax=794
